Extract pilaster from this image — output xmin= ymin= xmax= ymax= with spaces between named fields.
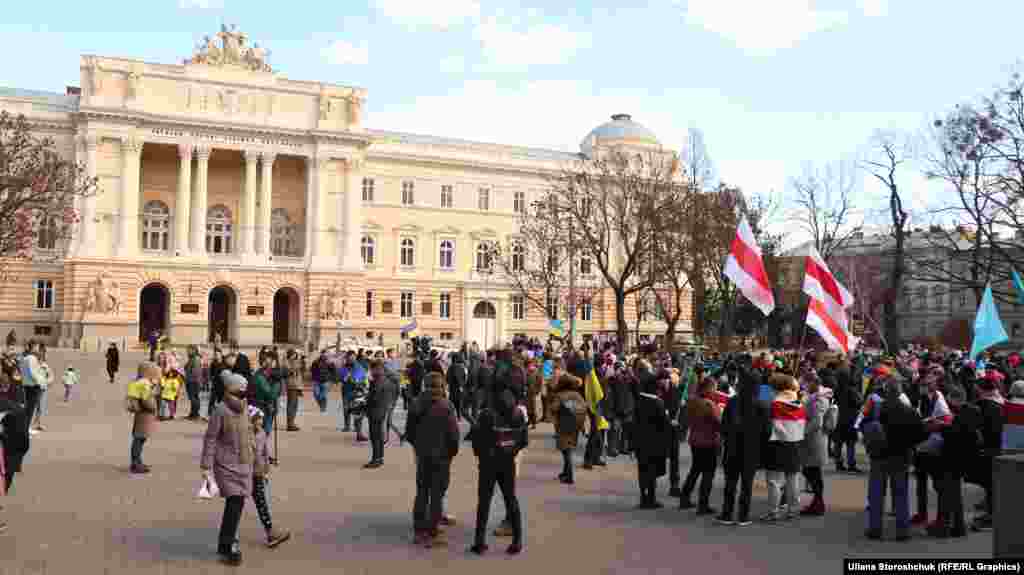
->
xmin=259 ymin=152 xmax=276 ymax=258
xmin=190 ymin=146 xmax=211 ymax=254
xmin=115 ymin=136 xmax=142 ymax=258
xmin=174 ymin=143 xmax=193 ymax=256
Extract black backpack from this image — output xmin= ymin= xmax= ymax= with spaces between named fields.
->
xmin=558 ymin=396 xmax=582 ymax=434
xmin=883 ymin=398 xmax=929 ymax=453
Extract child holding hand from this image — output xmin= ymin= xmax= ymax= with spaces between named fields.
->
xmin=248 ymin=404 xmax=291 ymax=548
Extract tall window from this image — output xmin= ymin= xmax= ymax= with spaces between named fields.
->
xmin=361 ymin=235 xmax=375 ymax=265
xmin=580 ymin=256 xmax=592 ymax=275
xmin=475 ymin=241 xmax=494 ymax=271
xmin=400 ymin=238 xmax=416 ymax=267
xmin=546 ymin=293 xmax=559 ymax=320
xmin=547 ymin=247 xmax=560 ymax=272
xmin=402 ymin=181 xmax=415 ymax=206
xmin=932 ymin=286 xmax=944 ymax=310
xmin=439 ymin=293 xmax=451 ymax=319
xmin=36 ymin=216 xmax=59 ymax=251
xmin=33 ymin=279 xmax=54 ymax=310
xmin=916 ymin=286 xmax=927 ymax=310
xmin=514 ymin=191 xmax=526 ymax=214
xmin=512 ymin=295 xmax=525 ymax=320
xmin=511 ymin=242 xmax=525 ymax=272
xmin=439 ymin=239 xmax=454 ymax=269
xmin=400 ymin=292 xmax=414 ymax=318
xmin=440 ymin=185 xmax=453 ymax=208
xmin=365 ymin=290 xmax=374 ymax=318
xmin=478 ymin=188 xmax=490 ymax=211
xmin=141 ymin=201 xmax=170 ymax=251
xmin=361 ymin=177 xmax=375 ymax=202
xmin=959 ymin=291 xmax=967 ymax=308
xmin=271 ymin=208 xmax=298 ymax=256
xmin=205 ymin=204 xmax=232 ymax=254
xmin=581 ymin=300 xmax=593 ymax=321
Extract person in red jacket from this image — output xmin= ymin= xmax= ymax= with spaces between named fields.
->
xmin=679 ymin=377 xmax=722 ymax=514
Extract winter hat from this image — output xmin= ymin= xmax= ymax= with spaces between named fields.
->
xmin=222 ymin=371 xmax=248 ymax=396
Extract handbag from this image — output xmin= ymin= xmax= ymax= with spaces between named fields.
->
xmin=196 ymin=475 xmax=220 ymax=500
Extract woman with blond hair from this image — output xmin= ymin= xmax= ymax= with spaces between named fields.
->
xmin=761 ymin=374 xmax=806 ymax=522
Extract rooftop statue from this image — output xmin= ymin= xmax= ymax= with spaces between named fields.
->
xmin=188 ymin=24 xmax=271 ymax=72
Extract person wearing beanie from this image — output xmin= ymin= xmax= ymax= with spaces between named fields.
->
xmin=247 ymin=404 xmax=291 ymax=549
xmin=404 ymin=372 xmax=460 ymax=548
xmin=126 ymin=362 xmax=162 ymax=474
xmin=201 ymin=371 xmax=255 ymax=565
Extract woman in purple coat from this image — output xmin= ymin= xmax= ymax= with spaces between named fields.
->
xmin=201 ymin=372 xmax=254 ymax=566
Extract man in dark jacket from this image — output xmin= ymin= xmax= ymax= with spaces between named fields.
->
xmin=365 ymin=360 xmax=400 ymax=469
xmin=447 ymin=354 xmax=468 ymax=421
xmin=835 ymin=371 xmax=863 ymax=473
xmin=469 ymin=386 xmax=528 ymax=555
xmin=717 ymin=363 xmax=770 ymax=526
xmin=660 ymin=368 xmax=684 ymax=497
xmin=971 ymin=379 xmax=1004 ymax=531
xmin=865 ymin=378 xmax=916 ymax=541
xmin=105 ymin=342 xmax=120 ymax=384
xmin=405 ymin=372 xmax=460 ymax=547
xmin=607 ymin=366 xmax=636 ymax=457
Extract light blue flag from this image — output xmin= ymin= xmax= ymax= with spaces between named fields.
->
xmin=970 ymin=284 xmax=1009 ymax=360
xmin=1013 ymin=269 xmax=1024 ymax=305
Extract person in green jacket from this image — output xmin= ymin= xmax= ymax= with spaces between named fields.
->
xmin=252 ymin=355 xmax=281 ymax=435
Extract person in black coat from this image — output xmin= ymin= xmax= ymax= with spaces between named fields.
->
xmin=447 ymin=354 xmax=467 ymax=420
xmin=717 ymin=363 xmax=770 ymax=526
xmin=835 ymin=369 xmax=863 ymax=472
xmin=930 ymin=384 xmax=979 ymax=538
xmin=469 ymin=386 xmax=528 ymax=555
xmin=207 ymin=349 xmax=226 ymax=418
xmin=633 ymin=367 xmax=671 ymax=509
xmin=364 ymin=360 xmax=400 ymax=469
xmin=970 ymin=379 xmax=1005 ymax=531
xmin=105 ymin=342 xmax=120 ymax=384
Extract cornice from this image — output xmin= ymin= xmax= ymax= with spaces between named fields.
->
xmin=367 ymin=150 xmax=560 ymax=177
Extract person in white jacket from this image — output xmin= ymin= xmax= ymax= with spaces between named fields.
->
xmin=17 ymin=341 xmax=48 ymax=434
xmin=31 ymin=344 xmax=53 ymax=433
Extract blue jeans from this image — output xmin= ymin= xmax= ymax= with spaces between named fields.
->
xmin=868 ymin=455 xmax=910 ymax=535
xmin=845 ymin=442 xmax=857 ymax=468
xmin=263 ymin=410 xmax=274 ymax=435
xmin=313 ymin=382 xmax=328 ymax=411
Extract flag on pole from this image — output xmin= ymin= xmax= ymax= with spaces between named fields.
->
xmin=1012 ymin=269 xmax=1024 ymax=305
xmin=970 ymin=284 xmax=1008 ymax=360
xmin=400 ymin=318 xmax=418 ymax=336
xmin=548 ymin=319 xmax=564 ymax=338
xmin=586 ymin=369 xmax=610 ymax=431
xmin=723 ymin=215 xmax=775 ymax=317
xmin=802 ymin=246 xmax=858 ymax=353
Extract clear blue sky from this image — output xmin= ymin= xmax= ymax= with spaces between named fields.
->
xmin=2 ymin=0 xmax=1021 ymax=236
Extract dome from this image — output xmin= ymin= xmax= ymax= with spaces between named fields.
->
xmin=580 ymin=114 xmax=661 ymax=156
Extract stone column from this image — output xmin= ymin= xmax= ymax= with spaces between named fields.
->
xmin=463 ymin=295 xmax=473 ymax=346
xmin=190 ymin=146 xmax=211 ymax=253
xmin=174 ymin=143 xmax=192 ymax=256
xmin=77 ymin=134 xmax=99 ymax=256
xmin=341 ymin=156 xmax=363 ymax=270
xmin=259 ymin=152 xmax=275 ymax=256
xmin=242 ymin=151 xmax=259 ymax=255
xmin=304 ymin=156 xmax=319 ymax=260
xmin=115 ymin=137 xmax=142 ymax=258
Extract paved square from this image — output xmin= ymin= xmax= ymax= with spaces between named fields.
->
xmin=0 ymin=350 xmax=992 ymax=574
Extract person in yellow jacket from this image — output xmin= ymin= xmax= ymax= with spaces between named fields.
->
xmin=159 ymin=372 xmax=182 ymax=421
xmin=126 ymin=362 xmax=162 ymax=474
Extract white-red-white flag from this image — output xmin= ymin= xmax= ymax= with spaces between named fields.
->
xmin=723 ymin=215 xmax=775 ymax=317
xmin=802 ymin=246 xmax=858 ymax=353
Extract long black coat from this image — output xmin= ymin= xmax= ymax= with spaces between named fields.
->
xmin=721 ymin=370 xmax=771 ymax=474
xmin=633 ymin=391 xmax=670 ymax=477
xmin=105 ymin=346 xmax=120 ymax=373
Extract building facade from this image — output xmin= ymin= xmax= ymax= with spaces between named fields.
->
xmin=0 ymin=30 xmax=686 ymax=351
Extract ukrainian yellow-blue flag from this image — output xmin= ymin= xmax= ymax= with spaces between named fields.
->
xmin=586 ymin=369 xmax=610 ymax=431
xmin=400 ymin=318 xmax=418 ymax=337
xmin=548 ymin=319 xmax=564 ymax=338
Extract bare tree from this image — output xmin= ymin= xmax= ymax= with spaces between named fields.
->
xmin=862 ymin=132 xmax=913 ymax=348
xmin=548 ymin=148 xmax=679 ymax=347
xmin=788 ymin=161 xmax=864 ymax=263
xmin=0 ymin=111 xmax=97 ymax=276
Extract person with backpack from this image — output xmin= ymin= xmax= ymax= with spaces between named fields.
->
xmin=549 ymin=374 xmax=586 ymax=485
xmin=799 ymin=373 xmax=834 ymax=516
xmin=864 ymin=377 xmax=920 ymax=541
xmin=469 ymin=383 xmax=528 ymax=555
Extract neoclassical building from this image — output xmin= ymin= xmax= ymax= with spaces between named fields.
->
xmin=0 ymin=29 xmax=688 ymax=351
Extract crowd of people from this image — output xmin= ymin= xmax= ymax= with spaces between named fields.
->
xmin=1 ymin=332 xmax=1022 ymax=563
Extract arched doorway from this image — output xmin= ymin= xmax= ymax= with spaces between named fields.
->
xmin=208 ymin=285 xmax=237 ymax=344
xmin=469 ymin=300 xmax=497 ymax=350
xmin=273 ymin=287 xmax=301 ymax=344
xmin=139 ymin=283 xmax=170 ymax=342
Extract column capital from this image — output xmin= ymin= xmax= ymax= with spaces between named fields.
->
xmin=195 ymin=145 xmax=212 ymax=161
xmin=120 ymin=136 xmax=143 ymax=154
xmin=79 ymin=133 xmax=99 ymax=151
xmin=260 ymin=151 xmax=277 ymax=166
xmin=244 ymin=149 xmax=261 ymax=164
xmin=309 ymin=155 xmax=329 ymax=170
xmin=177 ymin=143 xmax=193 ymax=159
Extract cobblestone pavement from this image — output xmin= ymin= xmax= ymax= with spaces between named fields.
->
xmin=0 ymin=350 xmax=992 ymax=574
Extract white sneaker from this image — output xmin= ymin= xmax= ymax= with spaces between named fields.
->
xmin=29 ymin=429 xmax=40 ymax=436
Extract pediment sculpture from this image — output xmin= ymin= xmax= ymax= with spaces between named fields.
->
xmin=82 ymin=271 xmax=121 ymax=316
xmin=188 ymin=24 xmax=272 ymax=72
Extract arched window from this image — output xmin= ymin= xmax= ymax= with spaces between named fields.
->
xmin=476 ymin=241 xmax=493 ymax=271
xmin=400 ymin=238 xmax=416 ymax=267
xmin=439 ymin=239 xmax=454 ymax=269
xmin=141 ymin=200 xmax=170 ymax=251
xmin=271 ymin=208 xmax=297 ymax=256
xmin=511 ymin=242 xmax=525 ymax=272
xmin=205 ymin=204 xmax=232 ymax=254
xmin=37 ymin=215 xmax=60 ymax=250
xmin=361 ymin=235 xmax=375 ymax=265
xmin=473 ymin=301 xmax=496 ymax=319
